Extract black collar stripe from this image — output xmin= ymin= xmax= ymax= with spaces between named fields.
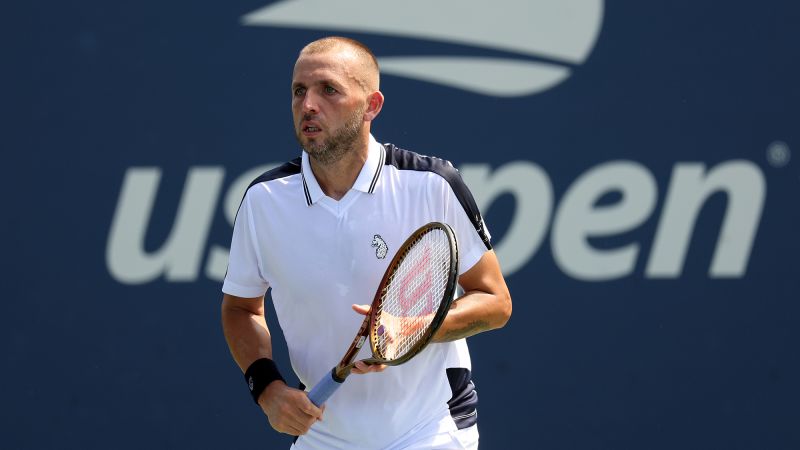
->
xmin=368 ymin=145 xmax=386 ymax=194
xmin=301 ymin=171 xmax=312 ymax=206
xmin=300 ymin=156 xmax=314 ymax=205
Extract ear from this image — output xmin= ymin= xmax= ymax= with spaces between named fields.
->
xmin=363 ymin=91 xmax=384 ymax=122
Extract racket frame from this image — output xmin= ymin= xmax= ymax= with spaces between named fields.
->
xmin=330 ymin=221 xmax=459 ymax=382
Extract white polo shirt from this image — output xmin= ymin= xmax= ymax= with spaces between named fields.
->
xmin=223 ymin=134 xmax=491 ymax=449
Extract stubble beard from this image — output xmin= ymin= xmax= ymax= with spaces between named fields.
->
xmin=297 ymin=108 xmax=365 ymax=166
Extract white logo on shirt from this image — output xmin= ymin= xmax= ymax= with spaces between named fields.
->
xmin=372 ymin=235 xmax=388 ymax=259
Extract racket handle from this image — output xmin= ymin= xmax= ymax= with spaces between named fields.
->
xmin=307 ymin=368 xmax=343 ymax=406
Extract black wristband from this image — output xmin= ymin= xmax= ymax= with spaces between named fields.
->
xmin=244 ymin=358 xmax=285 ymax=404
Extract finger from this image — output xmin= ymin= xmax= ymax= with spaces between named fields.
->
xmin=282 ymin=423 xmax=304 ymax=436
xmin=351 ymin=304 xmax=371 ymax=315
xmin=293 ymin=418 xmax=317 ymax=436
xmin=351 ymin=360 xmax=367 ymax=374
xmin=362 ymin=363 xmax=387 ymax=373
xmin=300 ymin=398 xmax=325 ymax=420
xmin=285 ymin=408 xmax=319 ymax=434
xmin=351 ymin=361 xmax=388 ymax=374
xmin=278 ymin=395 xmax=322 ymax=432
xmin=269 ymin=414 xmax=305 ymax=436
xmin=353 ymin=360 xmax=369 ymax=372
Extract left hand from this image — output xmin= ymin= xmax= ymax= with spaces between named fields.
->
xmin=350 ymin=304 xmax=388 ymax=375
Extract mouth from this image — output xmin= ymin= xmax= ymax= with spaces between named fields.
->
xmin=301 ymin=123 xmax=322 ymax=137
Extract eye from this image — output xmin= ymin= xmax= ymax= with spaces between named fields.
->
xmin=324 ymin=85 xmax=337 ymax=95
xmin=293 ymin=87 xmax=306 ymax=97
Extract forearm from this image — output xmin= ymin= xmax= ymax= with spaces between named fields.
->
xmin=221 ymin=294 xmax=322 ymax=434
xmin=432 ymin=250 xmax=512 ymax=343
xmin=221 ymin=294 xmax=274 ymax=372
xmin=433 ymin=289 xmax=510 ymax=342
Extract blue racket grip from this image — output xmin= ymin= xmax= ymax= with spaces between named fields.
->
xmin=307 ymin=368 xmax=343 ymax=406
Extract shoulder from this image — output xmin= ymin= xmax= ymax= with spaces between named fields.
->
xmin=382 ymin=143 xmax=462 ymax=187
xmin=246 ymin=157 xmax=302 ymax=191
xmin=383 ymin=143 xmax=492 ymax=250
xmin=237 ymin=157 xmax=303 ymax=209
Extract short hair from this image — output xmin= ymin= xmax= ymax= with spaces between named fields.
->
xmin=298 ymin=36 xmax=380 ymax=91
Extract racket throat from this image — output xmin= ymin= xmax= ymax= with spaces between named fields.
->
xmin=334 ymin=357 xmax=384 ymax=381
xmin=332 ymin=365 xmax=352 ymax=382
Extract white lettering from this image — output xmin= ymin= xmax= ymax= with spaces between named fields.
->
xmin=106 ymin=167 xmax=224 ymax=284
xmin=105 ymin=159 xmax=767 ymax=284
xmin=646 ymin=161 xmax=766 ymax=278
xmin=551 ymin=161 xmax=657 ymax=281
xmin=460 ymin=162 xmax=553 ymax=277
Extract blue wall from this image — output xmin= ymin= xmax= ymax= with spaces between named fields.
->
xmin=4 ymin=1 xmax=799 ymax=448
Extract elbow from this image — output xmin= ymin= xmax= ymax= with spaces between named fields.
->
xmin=492 ymin=290 xmax=512 ymax=330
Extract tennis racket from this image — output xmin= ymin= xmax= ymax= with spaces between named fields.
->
xmin=307 ymin=221 xmax=459 ymax=406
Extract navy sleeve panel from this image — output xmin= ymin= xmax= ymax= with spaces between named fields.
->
xmin=446 ymin=368 xmax=479 ymax=430
xmin=383 ymin=143 xmax=492 ymax=250
xmin=246 ymin=157 xmax=302 ymax=191
xmin=234 ymin=157 xmax=303 ymax=214
xmin=230 ymin=157 xmax=303 ymax=232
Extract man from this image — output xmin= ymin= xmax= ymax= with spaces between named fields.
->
xmin=221 ymin=36 xmax=512 ymax=449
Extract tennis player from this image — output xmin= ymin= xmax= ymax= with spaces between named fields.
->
xmin=221 ymin=36 xmax=512 ymax=449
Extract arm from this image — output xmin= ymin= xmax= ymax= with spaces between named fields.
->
xmin=221 ymin=293 xmax=323 ymax=435
xmin=433 ymin=249 xmax=512 ymax=342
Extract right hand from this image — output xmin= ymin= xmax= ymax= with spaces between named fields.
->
xmin=258 ymin=381 xmax=324 ymax=436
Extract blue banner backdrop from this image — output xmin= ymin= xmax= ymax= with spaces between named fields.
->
xmin=4 ymin=1 xmax=799 ymax=449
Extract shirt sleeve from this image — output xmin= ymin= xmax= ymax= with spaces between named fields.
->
xmin=432 ymin=166 xmax=492 ymax=275
xmin=222 ymin=189 xmax=270 ymax=298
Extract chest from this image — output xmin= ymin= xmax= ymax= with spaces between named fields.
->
xmin=254 ymin=184 xmax=444 ymax=308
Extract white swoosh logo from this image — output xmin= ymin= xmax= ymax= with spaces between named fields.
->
xmin=242 ymin=0 xmax=604 ymax=97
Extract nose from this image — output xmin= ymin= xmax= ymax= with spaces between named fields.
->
xmin=301 ymin=90 xmax=319 ymax=114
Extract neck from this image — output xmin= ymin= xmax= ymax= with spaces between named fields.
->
xmin=308 ymin=133 xmax=370 ymax=201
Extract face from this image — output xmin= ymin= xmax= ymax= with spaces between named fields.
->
xmin=291 ymin=50 xmax=369 ymax=165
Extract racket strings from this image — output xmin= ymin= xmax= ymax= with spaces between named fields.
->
xmin=374 ymin=229 xmax=452 ymax=359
